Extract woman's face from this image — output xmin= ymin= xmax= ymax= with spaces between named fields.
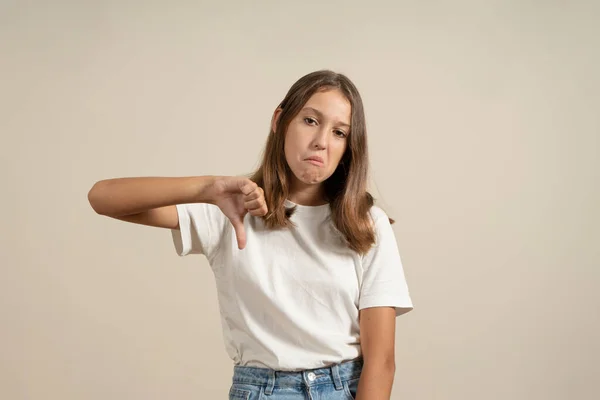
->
xmin=276 ymin=89 xmax=351 ymax=196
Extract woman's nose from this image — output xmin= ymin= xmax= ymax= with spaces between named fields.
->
xmin=311 ymin=128 xmax=328 ymax=149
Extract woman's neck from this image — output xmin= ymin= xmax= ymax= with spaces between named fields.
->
xmin=288 ymin=183 xmax=327 ymax=206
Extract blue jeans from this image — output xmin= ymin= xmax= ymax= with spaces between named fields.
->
xmin=229 ymin=358 xmax=363 ymax=399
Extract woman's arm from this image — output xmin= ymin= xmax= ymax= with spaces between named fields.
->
xmin=87 ymin=176 xmax=216 ymax=229
xmin=87 ymin=175 xmax=268 ymax=249
xmin=356 ymin=307 xmax=397 ymax=400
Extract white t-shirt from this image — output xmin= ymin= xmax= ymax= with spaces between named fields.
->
xmin=171 ymin=199 xmax=413 ymax=371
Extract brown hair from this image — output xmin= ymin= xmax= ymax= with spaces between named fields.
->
xmin=249 ymin=70 xmax=389 ymax=255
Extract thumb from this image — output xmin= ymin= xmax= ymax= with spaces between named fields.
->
xmin=230 ymin=215 xmax=247 ymax=250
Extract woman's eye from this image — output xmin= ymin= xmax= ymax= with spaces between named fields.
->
xmin=304 ymin=117 xmax=317 ymax=125
xmin=335 ymin=130 xmax=347 ymax=138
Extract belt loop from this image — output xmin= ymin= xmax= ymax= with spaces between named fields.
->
xmin=264 ymin=369 xmax=275 ymax=395
xmin=331 ymin=363 xmax=343 ymax=390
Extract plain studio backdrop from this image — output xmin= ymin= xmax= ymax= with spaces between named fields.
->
xmin=1 ymin=1 xmax=598 ymax=399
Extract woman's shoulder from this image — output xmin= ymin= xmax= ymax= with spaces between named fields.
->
xmin=368 ymin=204 xmax=389 ymax=223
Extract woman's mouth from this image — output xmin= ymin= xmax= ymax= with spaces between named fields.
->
xmin=305 ymin=156 xmax=324 ymax=166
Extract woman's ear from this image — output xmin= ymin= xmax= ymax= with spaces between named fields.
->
xmin=271 ymin=108 xmax=283 ymax=133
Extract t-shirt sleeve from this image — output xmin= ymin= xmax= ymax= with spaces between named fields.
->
xmin=359 ymin=206 xmax=414 ymax=317
xmin=170 ymin=202 xmax=227 ymax=259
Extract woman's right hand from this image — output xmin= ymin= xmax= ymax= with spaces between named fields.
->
xmin=205 ymin=176 xmax=268 ymax=250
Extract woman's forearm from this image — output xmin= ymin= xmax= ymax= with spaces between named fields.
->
xmin=87 ymin=176 xmax=216 ymax=217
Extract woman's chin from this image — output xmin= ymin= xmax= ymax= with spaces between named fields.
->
xmin=299 ymin=172 xmax=326 ymax=185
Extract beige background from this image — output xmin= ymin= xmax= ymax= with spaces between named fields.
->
xmin=1 ymin=1 xmax=599 ymax=399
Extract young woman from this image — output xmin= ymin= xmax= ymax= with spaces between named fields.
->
xmin=88 ymin=70 xmax=413 ymax=400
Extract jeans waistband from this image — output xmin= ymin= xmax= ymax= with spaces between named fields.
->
xmin=232 ymin=357 xmax=363 ymax=395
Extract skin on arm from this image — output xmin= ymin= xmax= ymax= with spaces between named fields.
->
xmin=112 ymin=205 xmax=180 ymax=229
xmin=87 ymin=176 xmax=216 ymax=223
xmin=356 ymin=306 xmax=397 ymax=400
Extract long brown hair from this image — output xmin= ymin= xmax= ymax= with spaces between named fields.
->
xmin=250 ymin=70 xmax=387 ymax=255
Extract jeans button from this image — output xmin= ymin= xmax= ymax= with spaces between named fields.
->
xmin=307 ymin=372 xmax=316 ymax=381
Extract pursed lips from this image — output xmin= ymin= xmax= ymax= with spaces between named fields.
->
xmin=305 ymin=156 xmax=324 ymax=166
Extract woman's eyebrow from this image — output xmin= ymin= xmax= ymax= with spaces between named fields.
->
xmin=301 ymin=107 xmax=351 ymax=128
